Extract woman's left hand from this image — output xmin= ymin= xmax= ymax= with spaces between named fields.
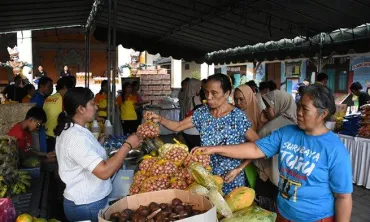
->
xmin=225 ymin=168 xmax=242 ymax=183
xmin=98 ymin=133 xmax=108 ymax=144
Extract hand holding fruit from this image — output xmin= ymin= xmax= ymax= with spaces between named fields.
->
xmin=124 ymin=133 xmax=142 ymax=150
xmin=191 ymin=147 xmax=214 ymax=155
xmin=145 ymin=112 xmax=162 ymax=123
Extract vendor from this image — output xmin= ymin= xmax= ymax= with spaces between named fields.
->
xmin=94 ymin=80 xmax=108 ymax=121
xmin=350 ymin=81 xmax=370 ymax=110
xmin=148 ymin=74 xmax=259 ymax=195
xmin=8 ymin=107 xmax=56 ymax=165
xmin=54 ymin=87 xmax=141 ymax=222
xmin=192 ymin=84 xmax=352 ymax=222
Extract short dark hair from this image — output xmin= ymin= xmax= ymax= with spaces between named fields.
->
xmin=38 ymin=76 xmax=52 ymax=88
xmin=317 ymin=73 xmax=328 ymax=82
xmin=350 ymin=82 xmax=363 ymax=91
xmin=259 ymin=81 xmax=269 ymax=91
xmin=24 ymin=84 xmax=35 ymax=93
xmin=56 ymin=77 xmax=74 ymax=91
xmin=267 ymin=80 xmax=277 ymax=91
xmin=25 ymin=106 xmax=47 ymax=123
xmin=207 ymin=73 xmax=233 ymax=94
xmin=298 ymin=85 xmax=306 ymax=95
xmin=14 ymin=75 xmax=22 ymax=86
xmin=303 ymin=84 xmax=336 ymax=121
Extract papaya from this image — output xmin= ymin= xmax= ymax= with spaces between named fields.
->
xmin=225 ymin=187 xmax=255 ymax=212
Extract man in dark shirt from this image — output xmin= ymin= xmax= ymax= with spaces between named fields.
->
xmin=350 ymin=81 xmax=370 ymax=110
xmin=35 ymin=65 xmax=47 ymax=78
xmin=2 ymin=75 xmax=25 ymax=103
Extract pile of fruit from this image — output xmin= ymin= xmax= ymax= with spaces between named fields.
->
xmin=0 ymin=170 xmax=32 ymax=198
xmin=129 ymin=139 xmax=211 ymax=195
xmin=16 ymin=213 xmax=60 ymax=222
xmin=359 ymin=104 xmax=370 ymax=138
xmin=109 ymin=198 xmax=206 ymax=222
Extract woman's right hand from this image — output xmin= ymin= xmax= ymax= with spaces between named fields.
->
xmin=190 ymin=146 xmax=215 ymax=155
xmin=146 ymin=112 xmax=162 ymax=123
xmin=124 ymin=133 xmax=142 ymax=150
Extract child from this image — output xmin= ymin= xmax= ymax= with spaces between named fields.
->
xmin=8 ymin=106 xmax=55 ymax=166
xmin=22 ymin=84 xmax=36 ymax=103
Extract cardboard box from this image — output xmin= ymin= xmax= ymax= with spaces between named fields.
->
xmin=98 ymin=189 xmax=217 ymax=222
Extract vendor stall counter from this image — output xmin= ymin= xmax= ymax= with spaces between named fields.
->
xmin=338 ymin=134 xmax=370 ymax=189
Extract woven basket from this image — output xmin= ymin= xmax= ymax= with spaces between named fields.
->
xmin=0 ymin=103 xmax=35 ymax=135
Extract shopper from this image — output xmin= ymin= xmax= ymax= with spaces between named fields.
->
xmin=55 ymin=87 xmax=141 ymax=222
xmin=35 ymin=65 xmax=47 ymax=78
xmin=256 ymin=90 xmax=297 ymax=211
xmin=199 ymin=79 xmax=207 ymax=102
xmin=117 ymin=82 xmax=138 ymax=134
xmin=350 ymin=81 xmax=370 ymax=110
xmin=22 ymin=84 xmax=36 ymax=103
xmin=94 ymin=80 xmax=109 ymax=121
xmin=2 ymin=75 xmax=25 ymax=103
xmin=31 ymin=76 xmax=53 ymax=153
xmin=316 ymin=72 xmax=329 ymax=85
xmin=192 ymin=84 xmax=352 ymax=222
xmin=255 ymin=81 xmax=269 ymax=110
xmin=234 ymin=85 xmax=262 ymax=131
xmin=43 ymin=77 xmax=74 ymax=152
xmin=148 ymin=74 xmax=259 ymax=194
xmin=60 ymin=65 xmax=72 ymax=77
xmin=8 ymin=107 xmax=55 ymax=165
xmin=267 ymin=80 xmax=278 ymax=91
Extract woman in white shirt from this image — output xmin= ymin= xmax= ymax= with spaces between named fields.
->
xmin=54 ymin=87 xmax=141 ymax=222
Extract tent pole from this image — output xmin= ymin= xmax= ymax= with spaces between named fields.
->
xmin=107 ymin=0 xmax=112 ymax=121
xmin=112 ymin=0 xmax=117 ymax=134
xmin=84 ymin=31 xmax=88 ymax=87
xmin=87 ymin=30 xmax=91 ymax=88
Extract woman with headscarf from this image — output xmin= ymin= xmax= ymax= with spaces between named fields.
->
xmin=182 ymin=79 xmax=202 ymax=149
xmin=254 ymin=90 xmax=297 ymax=211
xmin=234 ymin=85 xmax=263 ymax=131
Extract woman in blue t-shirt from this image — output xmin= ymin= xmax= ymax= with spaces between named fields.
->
xmin=192 ymin=84 xmax=353 ymax=222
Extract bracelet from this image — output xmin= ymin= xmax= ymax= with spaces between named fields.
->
xmin=124 ymin=141 xmax=133 ymax=150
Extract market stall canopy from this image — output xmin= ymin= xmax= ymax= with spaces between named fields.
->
xmin=93 ymin=0 xmax=370 ymax=62
xmin=1 ymin=0 xmax=370 ymax=63
xmin=206 ymin=23 xmax=370 ymax=64
xmin=0 ymin=0 xmax=94 ymax=33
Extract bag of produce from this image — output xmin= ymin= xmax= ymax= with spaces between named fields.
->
xmin=207 ymin=188 xmax=233 ymax=218
xmin=0 ymin=198 xmax=16 ymax=222
xmin=163 ymin=147 xmax=189 ymax=166
xmin=137 ymin=120 xmax=160 ymax=139
xmin=183 ymin=150 xmax=211 ymax=168
xmin=140 ymin=175 xmax=170 ymax=193
xmin=221 ymin=206 xmax=277 ymax=222
xmin=158 ymin=140 xmax=188 ymax=158
xmin=189 ymin=163 xmax=218 ymax=190
xmin=149 ymin=159 xmax=178 ymax=178
xmin=186 ymin=183 xmax=209 ymax=196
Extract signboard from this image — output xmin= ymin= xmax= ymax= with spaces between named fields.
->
xmin=227 ymin=66 xmax=246 ymax=75
xmin=350 ymin=56 xmax=370 ymax=89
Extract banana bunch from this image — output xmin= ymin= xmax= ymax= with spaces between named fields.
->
xmin=0 ymin=170 xmax=31 ymax=197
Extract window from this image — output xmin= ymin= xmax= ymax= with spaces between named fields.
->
xmin=185 ymin=64 xmax=190 ymax=70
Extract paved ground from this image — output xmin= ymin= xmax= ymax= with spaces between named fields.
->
xmin=352 ymin=185 xmax=370 ymax=222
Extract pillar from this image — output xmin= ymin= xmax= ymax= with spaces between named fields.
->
xmin=171 ymin=57 xmax=182 ymax=88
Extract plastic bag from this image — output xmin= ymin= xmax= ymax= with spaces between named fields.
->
xmin=137 ymin=120 xmax=160 ymax=139
xmin=207 ymin=189 xmax=233 ymax=218
xmin=0 ymin=198 xmax=16 ymax=222
xmin=221 ymin=206 xmax=277 ymax=222
xmin=189 ymin=162 xmax=218 ymax=190
xmin=186 ymin=183 xmax=209 ymax=196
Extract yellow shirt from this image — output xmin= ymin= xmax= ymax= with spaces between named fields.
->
xmin=43 ymin=92 xmax=63 ymax=137
xmin=116 ymin=95 xmax=137 ymax=121
xmin=94 ymin=93 xmax=108 ymax=117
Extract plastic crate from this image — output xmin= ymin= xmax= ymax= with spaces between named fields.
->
xmin=108 ymin=170 xmax=134 ymax=199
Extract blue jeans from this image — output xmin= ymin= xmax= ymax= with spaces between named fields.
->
xmin=63 ymin=197 xmax=108 ymax=222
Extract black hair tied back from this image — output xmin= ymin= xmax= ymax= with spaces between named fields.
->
xmin=54 ymin=87 xmax=94 ymax=136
